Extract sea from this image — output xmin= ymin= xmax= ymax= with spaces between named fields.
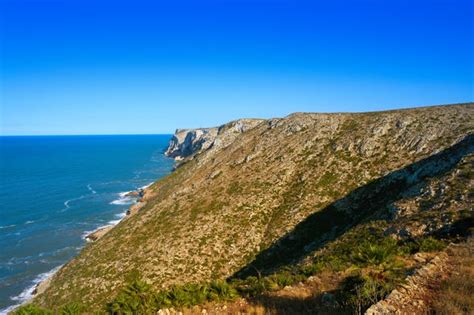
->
xmin=0 ymin=135 xmax=174 ymax=313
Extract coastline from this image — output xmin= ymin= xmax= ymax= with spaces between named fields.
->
xmin=2 ymin=184 xmax=154 ymax=314
xmin=82 ymin=181 xmax=153 ymax=243
xmin=84 ymin=185 xmax=149 ymax=242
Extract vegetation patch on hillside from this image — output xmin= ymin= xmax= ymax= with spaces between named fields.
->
xmin=14 ymin=223 xmax=456 ymax=314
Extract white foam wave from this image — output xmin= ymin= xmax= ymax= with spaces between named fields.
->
xmin=0 ymin=224 xmax=16 ymax=230
xmin=108 ymin=210 xmax=127 ymax=225
xmin=61 ymin=195 xmax=86 ymax=212
xmin=110 ymin=197 xmax=134 ymax=205
xmin=114 ymin=212 xmax=126 ymax=219
xmin=119 ymin=190 xmax=133 ymax=197
xmin=140 ymin=182 xmax=153 ymax=190
xmin=0 ymin=265 xmax=62 ymax=314
xmin=81 ymin=228 xmax=98 ymax=241
xmin=24 ymin=220 xmax=35 ymax=225
xmin=87 ymin=184 xmax=97 ymax=194
xmin=110 ymin=191 xmax=136 ymax=205
xmin=107 ymin=219 xmax=122 ymax=226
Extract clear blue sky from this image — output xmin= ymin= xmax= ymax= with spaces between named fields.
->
xmin=0 ymin=0 xmax=472 ymax=135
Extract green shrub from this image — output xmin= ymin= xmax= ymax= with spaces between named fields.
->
xmin=300 ymin=261 xmax=324 ymax=277
xmin=399 ymin=237 xmax=446 ymax=255
xmin=325 ymin=255 xmax=350 ymax=271
xmin=107 ymin=279 xmax=156 ymax=314
xmin=186 ymin=283 xmax=209 ymax=305
xmin=166 ymin=285 xmax=194 ymax=307
xmin=234 ymin=276 xmax=276 ymax=296
xmin=108 ymin=278 xmax=239 ymax=314
xmin=59 ymin=303 xmax=84 ymax=315
xmin=270 ymin=271 xmax=302 ymax=287
xmin=338 ymin=272 xmax=397 ymax=314
xmin=418 ymin=237 xmax=446 ymax=252
xmin=208 ymin=280 xmax=238 ymax=301
xmin=352 ymin=239 xmax=399 ymax=267
xmin=12 ymin=304 xmax=52 ymax=315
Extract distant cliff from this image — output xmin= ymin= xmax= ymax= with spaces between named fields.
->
xmin=165 ymin=119 xmax=264 ymax=161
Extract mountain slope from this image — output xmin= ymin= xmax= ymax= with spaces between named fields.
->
xmin=34 ymin=103 xmax=473 ymax=310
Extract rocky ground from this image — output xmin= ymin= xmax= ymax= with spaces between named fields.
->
xmin=142 ymin=238 xmax=474 ymax=315
xmin=28 ymin=103 xmax=473 ymax=312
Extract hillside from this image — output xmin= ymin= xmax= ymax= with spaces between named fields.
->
xmin=28 ymin=103 xmax=473 ymax=313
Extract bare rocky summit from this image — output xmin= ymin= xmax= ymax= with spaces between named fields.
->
xmin=31 ymin=103 xmax=473 ymax=312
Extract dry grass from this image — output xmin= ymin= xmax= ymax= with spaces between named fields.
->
xmin=431 ymin=238 xmax=474 ymax=315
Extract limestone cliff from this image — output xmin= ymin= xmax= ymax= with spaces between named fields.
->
xmin=165 ymin=119 xmax=264 ymax=161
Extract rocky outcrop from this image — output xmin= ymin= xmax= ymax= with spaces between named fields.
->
xmin=165 ymin=119 xmax=264 ymax=161
xmin=165 ymin=128 xmax=218 ymax=160
xmin=85 ymin=226 xmax=113 ymax=242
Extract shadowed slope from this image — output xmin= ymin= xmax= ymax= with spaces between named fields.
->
xmin=233 ymin=134 xmax=474 ymax=278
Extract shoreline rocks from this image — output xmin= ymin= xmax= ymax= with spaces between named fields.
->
xmin=85 ymin=226 xmax=113 ymax=242
xmin=85 ymin=187 xmax=149 ymax=242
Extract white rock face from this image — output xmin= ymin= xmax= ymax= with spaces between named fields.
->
xmin=165 ymin=119 xmax=264 ymax=160
xmin=165 ymin=128 xmax=218 ymax=159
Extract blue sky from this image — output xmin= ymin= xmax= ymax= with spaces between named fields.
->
xmin=0 ymin=0 xmax=472 ymax=135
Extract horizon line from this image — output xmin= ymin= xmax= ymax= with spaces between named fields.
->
xmin=2 ymin=101 xmax=473 ymax=137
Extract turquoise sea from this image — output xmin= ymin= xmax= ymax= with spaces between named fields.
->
xmin=0 ymin=135 xmax=174 ymax=313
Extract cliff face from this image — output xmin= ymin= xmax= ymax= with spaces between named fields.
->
xmin=34 ymin=103 xmax=474 ymax=310
xmin=165 ymin=128 xmax=218 ymax=160
xmin=164 ymin=119 xmax=264 ymax=161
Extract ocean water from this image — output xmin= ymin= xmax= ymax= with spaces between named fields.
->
xmin=0 ymin=135 xmax=174 ymax=312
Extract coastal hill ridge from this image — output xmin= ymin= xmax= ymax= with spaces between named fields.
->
xmin=21 ymin=103 xmax=474 ymax=314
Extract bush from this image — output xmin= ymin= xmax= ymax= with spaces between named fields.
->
xmin=352 ymin=238 xmax=399 ymax=267
xmin=338 ymin=272 xmax=397 ymax=314
xmin=300 ymin=261 xmax=324 ymax=277
xmin=418 ymin=237 xmax=446 ymax=252
xmin=12 ymin=303 xmax=84 ymax=315
xmin=270 ymin=271 xmax=302 ymax=288
xmin=108 ymin=278 xmax=239 ymax=313
xmin=107 ymin=279 xmax=156 ymax=314
xmin=59 ymin=303 xmax=84 ymax=315
xmin=399 ymin=237 xmax=446 ymax=255
xmin=208 ymin=280 xmax=238 ymax=301
xmin=234 ymin=276 xmax=277 ymax=296
xmin=12 ymin=304 xmax=52 ymax=315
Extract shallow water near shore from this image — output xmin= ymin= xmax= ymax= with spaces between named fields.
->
xmin=0 ymin=135 xmax=174 ymax=312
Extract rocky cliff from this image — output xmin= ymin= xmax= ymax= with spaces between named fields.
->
xmin=29 ymin=103 xmax=474 ymax=313
xmin=164 ymin=119 xmax=264 ymax=161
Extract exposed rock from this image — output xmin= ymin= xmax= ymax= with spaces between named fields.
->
xmin=365 ymin=252 xmax=450 ymax=315
xmin=32 ymin=276 xmax=53 ymax=296
xmin=165 ymin=128 xmax=218 ymax=160
xmin=126 ymin=201 xmax=146 ymax=216
xmin=124 ymin=190 xmax=143 ymax=198
xmin=85 ymin=226 xmax=113 ymax=242
xmin=165 ymin=119 xmax=264 ymax=161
